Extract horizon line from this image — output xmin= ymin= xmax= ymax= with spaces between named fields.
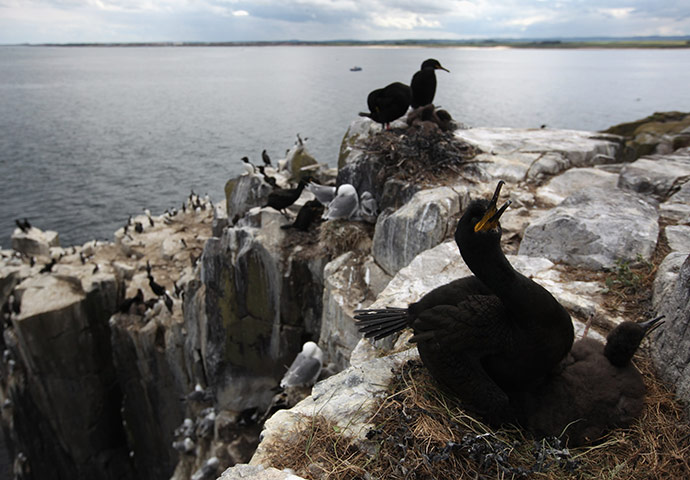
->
xmin=3 ymin=35 xmax=690 ymax=48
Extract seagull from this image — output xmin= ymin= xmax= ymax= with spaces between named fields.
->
xmin=280 ymin=341 xmax=324 ymax=389
xmin=323 ymin=184 xmax=359 ymax=220
xmin=355 ymin=191 xmax=378 ymax=223
xmin=306 ymin=181 xmax=337 ymax=205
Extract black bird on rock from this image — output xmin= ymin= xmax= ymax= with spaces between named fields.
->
xmin=281 ymin=199 xmax=324 ymax=231
xmin=410 ymin=58 xmax=449 ymax=108
xmin=512 ymin=315 xmax=665 ymax=446
xmin=355 ymin=181 xmax=574 ymax=426
xmin=359 ymin=82 xmax=412 ymax=129
xmin=257 ymin=165 xmax=278 ymax=188
xmin=262 ymin=149 xmax=272 ymax=166
xmin=264 ymin=178 xmax=308 ymax=216
xmin=146 ymin=260 xmax=167 ymax=297
xmin=15 ymin=218 xmax=31 ymax=233
xmin=118 ymin=288 xmax=145 ymax=314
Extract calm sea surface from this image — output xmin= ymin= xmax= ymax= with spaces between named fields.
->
xmin=1 ymin=46 xmax=689 ymax=246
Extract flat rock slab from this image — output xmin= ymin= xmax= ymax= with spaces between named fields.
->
xmin=11 ymin=227 xmax=60 ymax=257
xmin=618 ymin=151 xmax=690 ymax=199
xmin=660 ymin=180 xmax=690 ymax=223
xmin=665 ymin=225 xmax=690 ymax=253
xmin=536 ymin=167 xmax=619 ymax=206
xmin=454 ymin=128 xmax=620 ymax=183
xmin=519 ymin=186 xmax=659 ymax=270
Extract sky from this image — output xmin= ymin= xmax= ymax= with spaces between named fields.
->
xmin=0 ymin=0 xmax=689 ymax=44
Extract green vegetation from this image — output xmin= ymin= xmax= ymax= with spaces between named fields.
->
xmin=604 ymin=254 xmax=655 ymax=297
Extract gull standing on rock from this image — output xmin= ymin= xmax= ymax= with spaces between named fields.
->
xmin=306 ymin=181 xmax=337 ymax=205
xmin=280 ymin=341 xmax=324 ymax=389
xmin=322 ymin=184 xmax=359 ymax=220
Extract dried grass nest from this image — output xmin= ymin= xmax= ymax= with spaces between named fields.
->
xmin=360 ymin=126 xmax=483 ymax=189
xmin=265 ymin=354 xmax=690 ymax=480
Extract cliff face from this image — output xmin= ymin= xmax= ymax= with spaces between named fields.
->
xmin=1 ymin=113 xmax=689 ymax=480
xmin=227 ymin=115 xmax=690 ymax=479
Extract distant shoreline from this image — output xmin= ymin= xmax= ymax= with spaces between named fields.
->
xmin=4 ymin=38 xmax=690 ymax=49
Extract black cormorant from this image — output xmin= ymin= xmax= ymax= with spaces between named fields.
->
xmin=262 ymin=149 xmax=272 ymax=166
xmin=39 ymin=258 xmax=56 ymax=274
xmin=281 ymin=199 xmax=324 ymax=231
xmin=264 ymin=179 xmax=308 ymax=216
xmin=354 ymin=181 xmax=574 ymax=425
xmin=118 ymin=288 xmax=144 ymax=314
xmin=359 ymin=82 xmax=412 ymax=129
xmin=257 ymin=165 xmax=278 ymax=188
xmin=15 ymin=218 xmax=31 ymax=233
xmin=512 ymin=316 xmax=664 ymax=446
xmin=146 ymin=260 xmax=167 ymax=297
xmin=410 ymin=58 xmax=449 ymax=108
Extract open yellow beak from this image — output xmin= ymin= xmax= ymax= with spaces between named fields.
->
xmin=474 ymin=180 xmax=512 ymax=233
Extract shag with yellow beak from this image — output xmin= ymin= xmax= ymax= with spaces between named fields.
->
xmin=355 ymin=181 xmax=574 ymax=425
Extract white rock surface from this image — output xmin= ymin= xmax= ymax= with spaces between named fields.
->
xmin=536 ymin=167 xmax=619 ymax=206
xmin=219 ymin=464 xmax=307 ymax=480
xmin=665 ymin=225 xmax=690 ymax=253
xmin=618 ymin=151 xmax=690 ymax=199
xmin=372 ymin=186 xmax=464 ymax=276
xmin=454 ymin=128 xmax=620 ymax=183
xmin=11 ymin=227 xmax=60 ymax=257
xmin=519 ymin=186 xmax=659 ymax=269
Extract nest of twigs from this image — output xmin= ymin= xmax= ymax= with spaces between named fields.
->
xmin=317 ymin=220 xmax=374 ymax=258
xmin=264 ymin=353 xmax=689 ymax=480
xmin=360 ymin=126 xmax=482 ymax=191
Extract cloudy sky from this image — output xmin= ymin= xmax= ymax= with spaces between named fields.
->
xmin=1 ymin=0 xmax=688 ymax=44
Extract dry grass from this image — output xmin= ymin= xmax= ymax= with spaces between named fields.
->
xmin=265 ymin=357 xmax=689 ymax=480
xmin=318 ymin=220 xmax=374 ymax=258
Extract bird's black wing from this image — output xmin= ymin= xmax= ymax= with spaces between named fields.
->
xmin=409 ymin=294 xmax=508 ymax=351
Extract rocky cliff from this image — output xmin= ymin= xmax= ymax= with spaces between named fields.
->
xmin=1 ymin=112 xmax=689 ymax=480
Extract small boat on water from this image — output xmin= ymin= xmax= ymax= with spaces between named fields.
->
xmin=350 ymin=66 xmax=362 ymax=72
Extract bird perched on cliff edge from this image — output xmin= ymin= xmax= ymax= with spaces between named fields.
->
xmin=281 ymin=199 xmax=324 ymax=232
xmin=359 ymin=82 xmax=412 ymax=130
xmin=264 ymin=178 xmax=308 ymax=216
xmin=262 ymin=149 xmax=272 ymax=166
xmin=280 ymin=341 xmax=324 ymax=389
xmin=15 ymin=218 xmax=31 ymax=233
xmin=355 ymin=181 xmax=574 ymax=426
xmin=512 ymin=315 xmax=665 ymax=446
xmin=306 ymin=181 xmax=337 ymax=205
xmin=322 ymin=184 xmax=359 ymax=220
xmin=410 ymin=58 xmax=449 ymax=108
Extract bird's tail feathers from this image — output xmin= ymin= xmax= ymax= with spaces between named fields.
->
xmin=358 ymin=112 xmax=372 ymax=118
xmin=354 ymin=307 xmax=408 ymax=341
